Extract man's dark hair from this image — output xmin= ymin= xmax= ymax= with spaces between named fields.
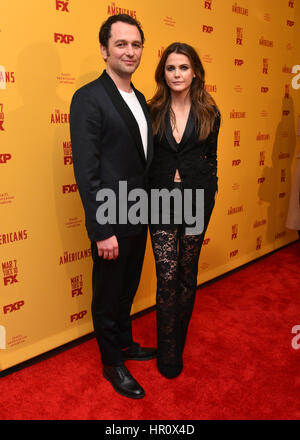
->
xmin=99 ymin=14 xmax=145 ymax=48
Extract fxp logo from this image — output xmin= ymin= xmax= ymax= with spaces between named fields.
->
xmin=3 ymin=301 xmax=25 ymax=314
xmin=54 ymin=33 xmax=74 ymax=44
xmin=202 ymin=25 xmax=213 ymax=33
xmin=70 ymin=310 xmax=87 ymax=322
xmin=0 ymin=154 xmax=12 ymax=164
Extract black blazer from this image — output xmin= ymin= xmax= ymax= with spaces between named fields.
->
xmin=70 ymin=70 xmax=153 ymax=242
xmin=148 ymin=107 xmax=220 ymax=230
xmin=149 ymin=107 xmax=220 ymax=194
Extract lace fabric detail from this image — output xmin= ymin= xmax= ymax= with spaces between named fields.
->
xmin=151 ymin=227 xmax=205 ymax=377
xmin=205 ymin=109 xmax=220 ymax=177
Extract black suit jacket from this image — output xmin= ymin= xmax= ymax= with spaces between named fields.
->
xmin=70 ymin=70 xmax=153 ymax=242
xmin=149 ymin=107 xmax=220 ymax=192
xmin=148 ymin=107 xmax=220 ymax=230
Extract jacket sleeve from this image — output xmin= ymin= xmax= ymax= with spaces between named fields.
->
xmin=205 ymin=109 xmax=221 ymax=178
xmin=70 ymin=87 xmax=115 ymax=242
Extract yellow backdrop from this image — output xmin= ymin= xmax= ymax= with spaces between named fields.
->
xmin=1 ymin=0 xmax=299 ymax=370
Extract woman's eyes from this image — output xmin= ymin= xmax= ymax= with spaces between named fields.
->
xmin=166 ymin=65 xmax=189 ymax=71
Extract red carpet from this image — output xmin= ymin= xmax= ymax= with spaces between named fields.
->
xmin=1 ymin=241 xmax=300 ymax=420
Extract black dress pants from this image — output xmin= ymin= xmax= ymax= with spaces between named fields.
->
xmin=91 ymin=226 xmax=147 ymax=366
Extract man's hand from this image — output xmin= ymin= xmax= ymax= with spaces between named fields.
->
xmin=96 ymin=235 xmax=119 ymax=260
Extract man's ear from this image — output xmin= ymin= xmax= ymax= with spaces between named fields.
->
xmin=100 ymin=44 xmax=108 ymax=61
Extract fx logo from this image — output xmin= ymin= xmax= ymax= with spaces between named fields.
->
xmin=236 ymin=28 xmax=243 ymax=45
xmin=3 ymin=301 xmax=25 ymax=314
xmin=70 ymin=310 xmax=87 ymax=322
xmin=71 ymin=288 xmax=83 ymax=297
xmin=3 ymin=274 xmax=18 ymax=286
xmin=0 ymin=154 xmax=12 ymax=163
xmin=256 ymin=237 xmax=262 ymax=250
xmin=232 ymin=159 xmax=241 ymax=166
xmin=259 ymin=152 xmax=265 ymax=166
xmin=202 ymin=25 xmax=213 ymax=33
xmin=62 ymin=184 xmax=77 ymax=194
xmin=56 ymin=0 xmax=70 ymax=12
xmin=54 ymin=33 xmax=74 ymax=44
xmin=262 ymin=58 xmax=269 ymax=74
xmin=234 ymin=130 xmax=240 ymax=147
xmin=232 ymin=224 xmax=238 ymax=239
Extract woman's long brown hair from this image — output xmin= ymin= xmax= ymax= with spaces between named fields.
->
xmin=148 ymin=42 xmax=218 ymax=141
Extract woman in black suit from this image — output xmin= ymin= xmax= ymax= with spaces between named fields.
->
xmin=148 ymin=42 xmax=221 ymax=378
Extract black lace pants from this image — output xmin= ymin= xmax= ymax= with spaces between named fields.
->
xmin=150 ymin=227 xmax=206 ymax=378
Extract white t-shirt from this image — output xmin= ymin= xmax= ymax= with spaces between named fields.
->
xmin=118 ymin=89 xmax=148 ymax=158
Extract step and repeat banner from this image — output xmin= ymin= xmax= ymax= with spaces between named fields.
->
xmin=1 ymin=0 xmax=299 ymax=370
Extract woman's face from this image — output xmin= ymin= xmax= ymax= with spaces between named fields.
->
xmin=164 ymin=52 xmax=195 ymax=94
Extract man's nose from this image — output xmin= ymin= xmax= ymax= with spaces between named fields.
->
xmin=126 ymin=44 xmax=134 ymax=56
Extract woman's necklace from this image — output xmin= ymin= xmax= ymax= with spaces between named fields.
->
xmin=173 ymin=123 xmax=182 ymax=143
xmin=171 ymin=105 xmax=190 ymax=143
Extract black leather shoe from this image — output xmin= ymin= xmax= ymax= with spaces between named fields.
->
xmin=103 ymin=365 xmax=145 ymax=399
xmin=122 ymin=342 xmax=157 ymax=361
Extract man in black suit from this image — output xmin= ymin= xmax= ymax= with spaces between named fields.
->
xmin=70 ymin=14 xmax=155 ymax=399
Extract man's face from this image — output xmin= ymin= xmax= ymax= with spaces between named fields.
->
xmin=101 ymin=21 xmax=143 ymax=78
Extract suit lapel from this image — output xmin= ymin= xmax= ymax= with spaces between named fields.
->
xmin=165 ymin=110 xmax=179 ymax=152
xmin=180 ymin=108 xmax=194 ymax=149
xmin=99 ymin=70 xmax=147 ymax=165
xmin=165 ymin=108 xmax=194 ymax=152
